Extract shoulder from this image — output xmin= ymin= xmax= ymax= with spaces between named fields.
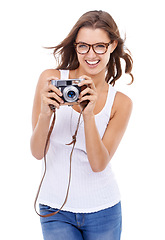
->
xmin=35 ymin=69 xmax=61 ymax=92
xmin=111 ymin=91 xmax=133 ymax=119
xmin=115 ymin=91 xmax=133 ymax=108
xmin=39 ymin=69 xmax=60 ymax=83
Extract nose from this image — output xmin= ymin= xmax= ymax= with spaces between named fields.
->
xmin=87 ymin=46 xmax=97 ymax=57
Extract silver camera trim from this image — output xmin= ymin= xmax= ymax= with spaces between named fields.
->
xmin=51 ymin=79 xmax=83 ymax=87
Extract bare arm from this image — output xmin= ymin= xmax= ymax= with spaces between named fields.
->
xmin=83 ymin=92 xmax=132 ymax=172
xmin=78 ymin=77 xmax=132 ymax=172
xmin=30 ymin=69 xmax=63 ymax=160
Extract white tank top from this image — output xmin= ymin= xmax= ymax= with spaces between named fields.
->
xmin=38 ymin=70 xmax=121 ymax=213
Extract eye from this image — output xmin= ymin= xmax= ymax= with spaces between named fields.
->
xmin=78 ymin=43 xmax=88 ymax=49
xmin=95 ymin=44 xmax=106 ymax=49
xmin=76 ymin=43 xmax=89 ymax=54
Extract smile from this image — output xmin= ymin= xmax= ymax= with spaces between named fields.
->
xmin=85 ymin=60 xmax=100 ymax=66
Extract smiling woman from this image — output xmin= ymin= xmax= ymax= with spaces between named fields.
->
xmin=51 ymin=10 xmax=133 ymax=85
xmin=74 ymin=28 xmax=117 ymax=76
xmin=31 ymin=10 xmax=133 ymax=240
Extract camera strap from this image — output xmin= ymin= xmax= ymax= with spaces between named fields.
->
xmin=34 ymin=105 xmax=85 ymax=218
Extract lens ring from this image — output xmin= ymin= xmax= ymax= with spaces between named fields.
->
xmin=63 ymin=86 xmax=79 ymax=102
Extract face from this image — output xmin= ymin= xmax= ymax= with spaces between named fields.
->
xmin=75 ymin=27 xmax=117 ymax=76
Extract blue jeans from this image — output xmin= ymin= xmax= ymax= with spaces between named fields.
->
xmin=40 ymin=202 xmax=122 ymax=240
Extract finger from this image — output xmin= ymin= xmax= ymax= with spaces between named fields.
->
xmin=41 ymin=90 xmax=62 ymax=106
xmin=78 ymin=79 xmax=96 ymax=90
xmin=47 ymin=92 xmax=64 ymax=104
xmin=78 ymin=95 xmax=96 ymax=103
xmin=49 ymin=83 xmax=62 ymax=96
xmin=42 ymin=83 xmax=62 ymax=98
xmin=49 ymin=84 xmax=63 ymax=97
xmin=43 ymin=95 xmax=60 ymax=109
xmin=79 ymin=87 xmax=95 ymax=98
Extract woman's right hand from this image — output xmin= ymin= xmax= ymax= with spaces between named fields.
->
xmin=31 ymin=70 xmax=63 ymax=131
xmin=31 ymin=70 xmax=63 ymax=159
xmin=40 ymin=76 xmax=64 ymax=116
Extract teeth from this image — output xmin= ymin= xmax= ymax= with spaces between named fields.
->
xmin=86 ymin=60 xmax=99 ymax=65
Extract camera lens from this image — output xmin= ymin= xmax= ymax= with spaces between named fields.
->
xmin=67 ymin=91 xmax=76 ymax=98
xmin=63 ymin=86 xmax=79 ymax=102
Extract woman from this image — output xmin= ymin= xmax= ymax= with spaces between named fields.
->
xmin=31 ymin=10 xmax=133 ymax=240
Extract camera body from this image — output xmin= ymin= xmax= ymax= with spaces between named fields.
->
xmin=51 ymin=79 xmax=84 ymax=104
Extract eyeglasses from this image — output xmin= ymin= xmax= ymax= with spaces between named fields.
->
xmin=74 ymin=41 xmax=112 ymax=55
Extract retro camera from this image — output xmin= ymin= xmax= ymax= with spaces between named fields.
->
xmin=51 ymin=79 xmax=84 ymax=103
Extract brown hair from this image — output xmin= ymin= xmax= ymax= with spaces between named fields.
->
xmin=50 ymin=10 xmax=134 ymax=85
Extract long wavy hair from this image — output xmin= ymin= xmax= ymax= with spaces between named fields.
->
xmin=50 ymin=10 xmax=134 ymax=85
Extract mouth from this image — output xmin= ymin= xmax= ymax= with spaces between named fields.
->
xmin=85 ymin=60 xmax=100 ymax=67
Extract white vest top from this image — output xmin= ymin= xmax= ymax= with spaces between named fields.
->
xmin=38 ymin=70 xmax=121 ymax=213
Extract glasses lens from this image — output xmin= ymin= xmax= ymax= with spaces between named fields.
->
xmin=94 ymin=44 xmax=107 ymax=54
xmin=76 ymin=43 xmax=89 ymax=54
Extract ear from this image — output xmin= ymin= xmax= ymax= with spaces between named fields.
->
xmin=110 ymin=40 xmax=118 ymax=53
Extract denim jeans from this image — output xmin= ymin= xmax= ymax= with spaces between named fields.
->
xmin=39 ymin=202 xmax=122 ymax=240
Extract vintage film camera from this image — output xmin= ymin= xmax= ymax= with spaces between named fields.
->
xmin=50 ymin=79 xmax=89 ymax=109
xmin=51 ymin=79 xmax=83 ymax=104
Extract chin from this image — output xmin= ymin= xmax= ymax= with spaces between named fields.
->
xmin=85 ymin=67 xmax=104 ymax=76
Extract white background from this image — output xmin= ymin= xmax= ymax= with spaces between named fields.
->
xmin=0 ymin=0 xmax=165 ymax=239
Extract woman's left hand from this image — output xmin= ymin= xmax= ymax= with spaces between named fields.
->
xmin=78 ymin=75 xmax=97 ymax=116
